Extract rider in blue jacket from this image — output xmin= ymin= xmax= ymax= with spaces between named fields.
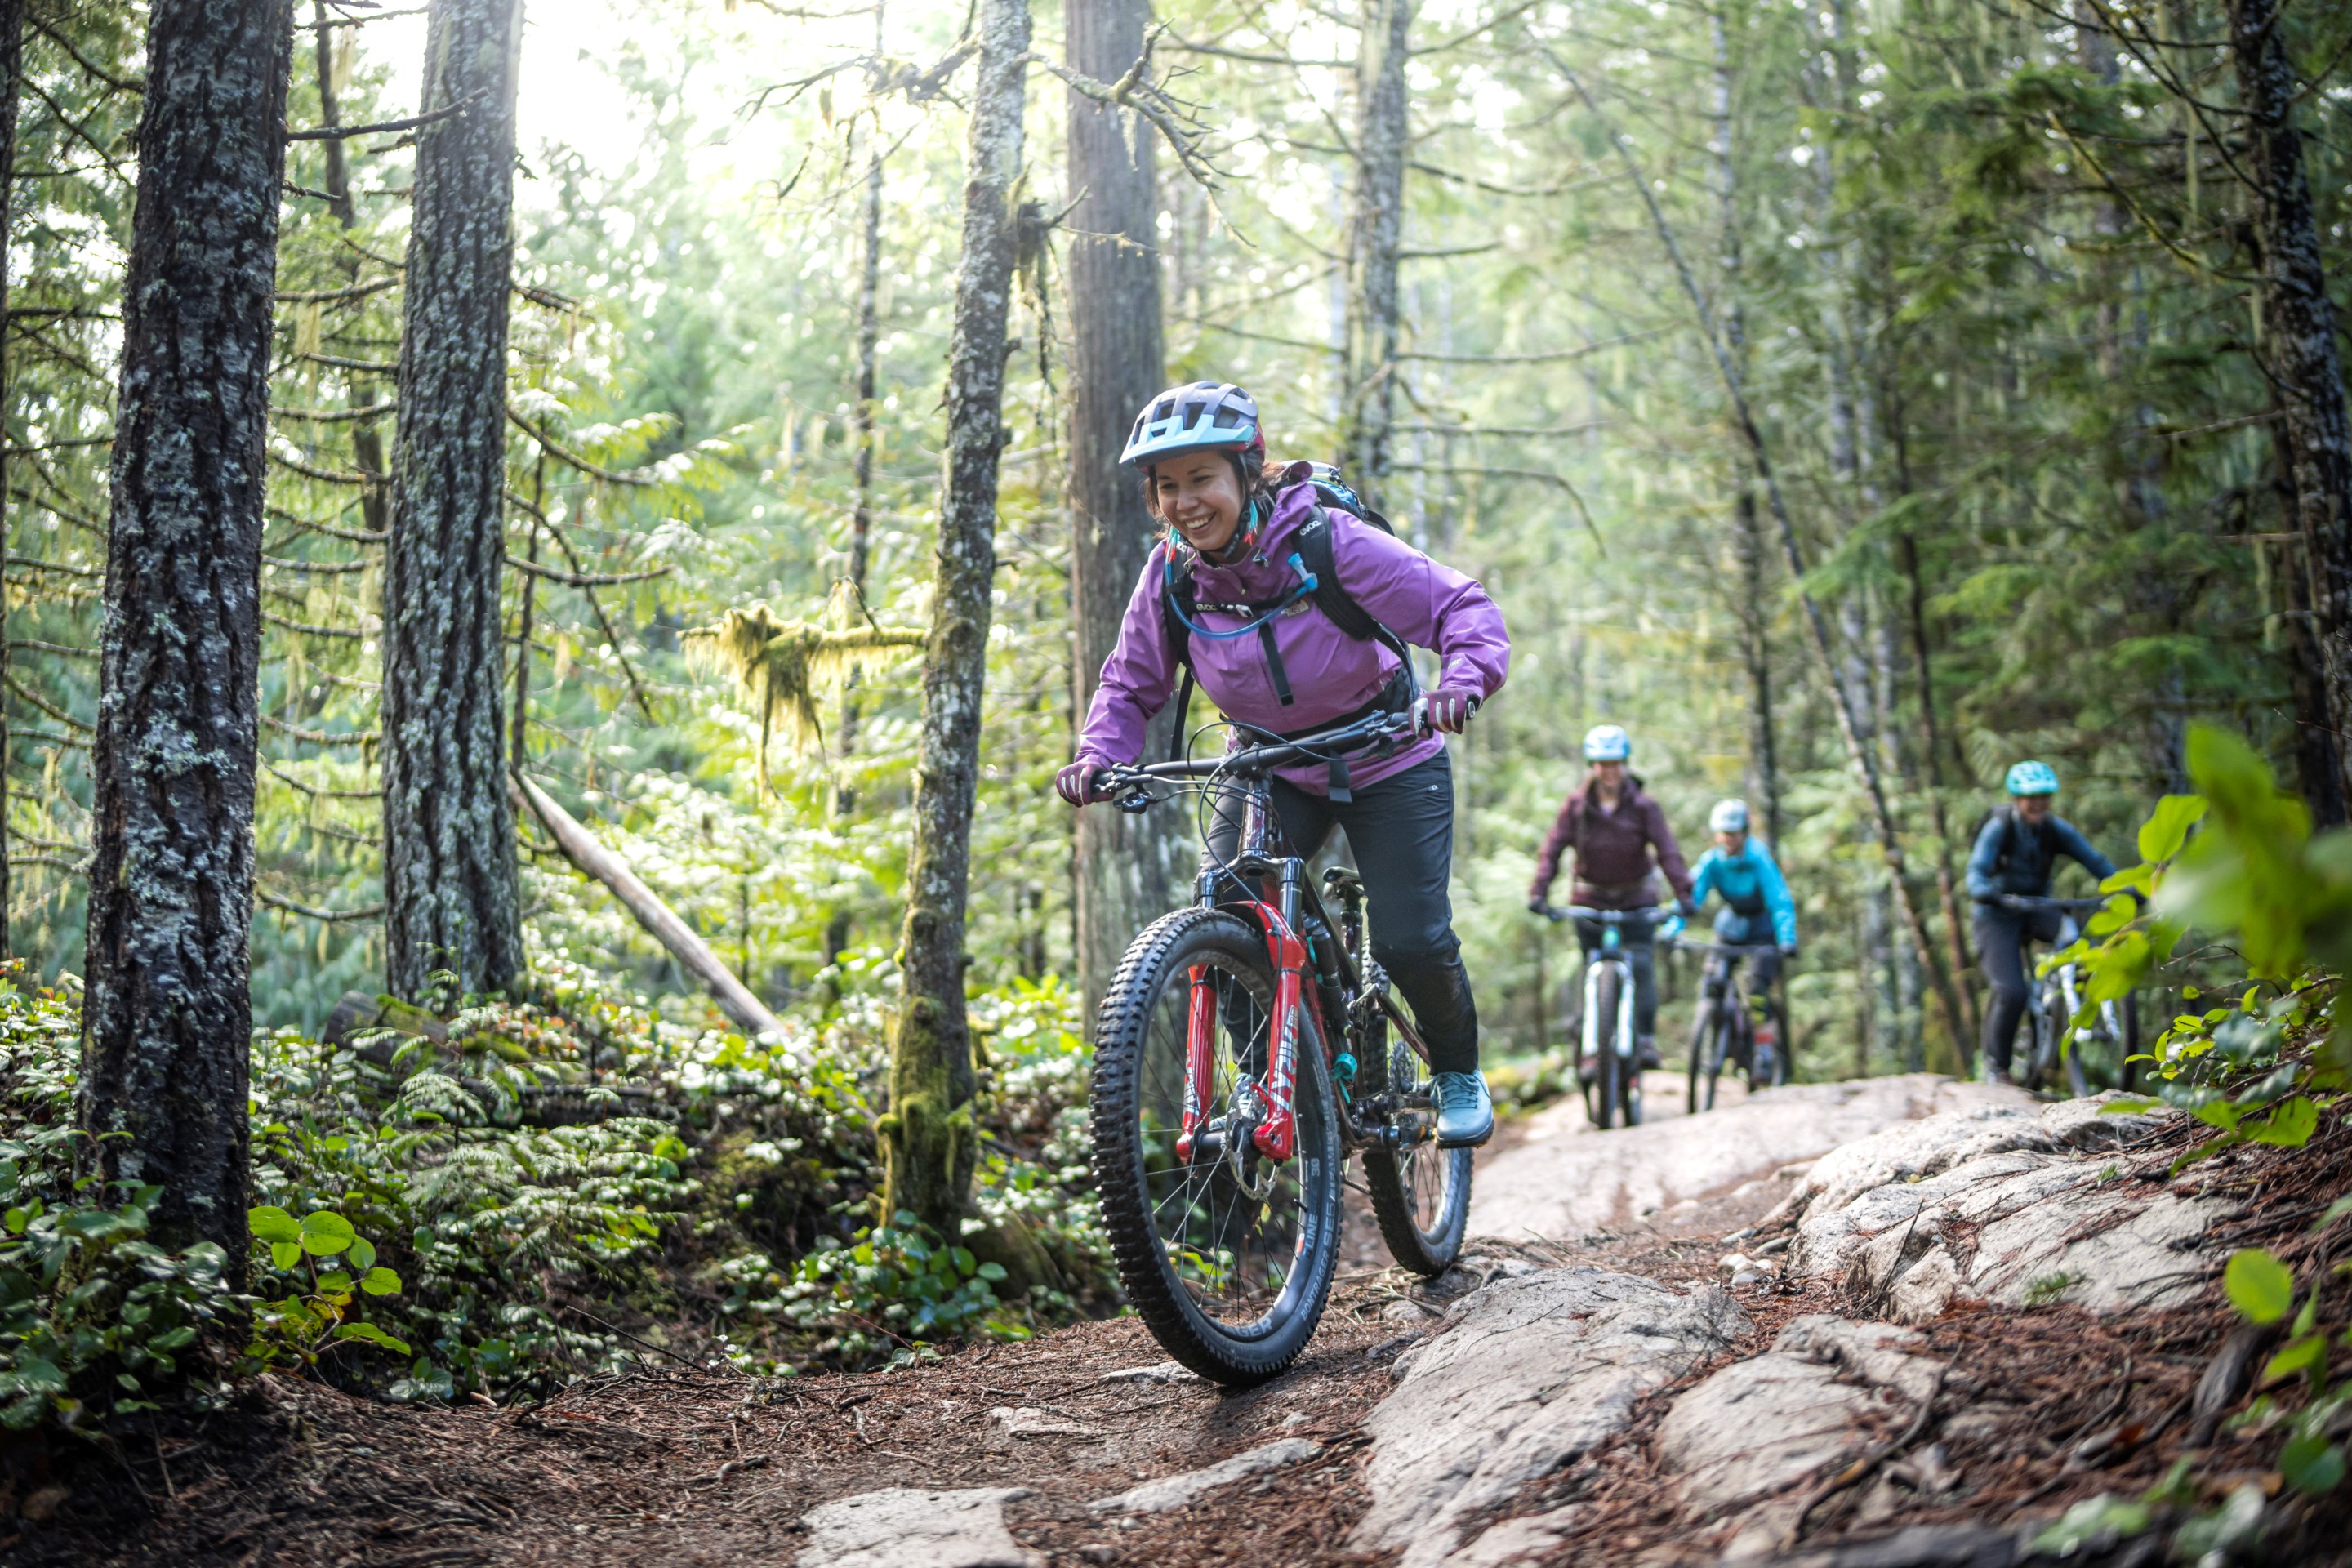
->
xmin=1687 ymin=799 xmax=1797 ymax=1000
xmin=1967 ymin=761 xmax=2118 ymax=1081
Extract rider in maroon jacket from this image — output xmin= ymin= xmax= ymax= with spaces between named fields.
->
xmin=1526 ymin=724 xmax=1696 ymax=1069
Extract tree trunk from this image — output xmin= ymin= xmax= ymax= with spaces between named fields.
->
xmin=1712 ymin=3 xmax=1780 ymax=851
xmin=382 ymin=0 xmax=527 ymax=1000
xmin=1345 ymin=0 xmax=1411 ymax=496
xmin=2271 ymin=432 xmax=2347 ymax=825
xmin=0 ymin=0 xmax=21 ymax=963
xmin=2229 ymin=0 xmax=2352 ymax=810
xmin=77 ymin=0 xmax=292 ymax=1284
xmin=310 ymin=2 xmax=390 ymax=538
xmin=1067 ymin=0 xmax=1182 ymax=1022
xmin=881 ymin=0 xmax=1028 ymax=1235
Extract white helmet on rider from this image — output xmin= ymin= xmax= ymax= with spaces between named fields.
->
xmin=1583 ymin=724 xmax=1630 ymax=762
xmin=1709 ymin=799 xmax=1750 ymax=835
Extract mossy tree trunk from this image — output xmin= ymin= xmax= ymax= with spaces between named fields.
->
xmin=1067 ymin=0 xmax=1182 ymax=1022
xmin=880 ymin=0 xmax=1029 ymax=1236
xmin=76 ymin=0 xmax=293 ymax=1285
xmin=381 ymin=0 xmax=527 ymax=1000
xmin=0 ymin=0 xmax=22 ymax=964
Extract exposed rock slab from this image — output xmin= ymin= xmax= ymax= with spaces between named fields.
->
xmin=1437 ymin=1505 xmax=1584 ymax=1566
xmin=1656 ymin=1316 xmax=1944 ymax=1556
xmin=1788 ymin=1096 xmax=2225 ymax=1321
xmin=1350 ymin=1266 xmax=1747 ymax=1567
xmin=797 ymin=1486 xmax=1041 ymax=1568
xmin=1796 ymin=1093 xmax=2165 ymax=1215
xmin=1086 ymin=1437 xmax=1319 ymax=1514
xmin=1471 ymin=1076 xmax=2025 ymax=1244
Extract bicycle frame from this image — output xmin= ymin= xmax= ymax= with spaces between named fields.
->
xmin=1552 ymin=906 xmax=1666 ymax=1066
xmin=1582 ymin=929 xmax=1637 ymax=1067
xmin=1104 ymin=713 xmax=1432 ymax=1171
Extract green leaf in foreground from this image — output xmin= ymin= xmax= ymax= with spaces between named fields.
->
xmin=2137 ymin=793 xmax=2207 ymax=866
xmin=333 ymin=1321 xmax=412 ymax=1355
xmin=2252 ymin=1097 xmax=2320 ymax=1148
xmin=298 ymin=1210 xmax=356 ymax=1257
xmin=360 ymin=1267 xmax=401 ymax=1297
xmin=2225 ymin=1247 xmax=2295 ymax=1325
xmin=247 ymin=1205 xmax=301 ymax=1245
xmin=2283 ymin=1432 xmax=2345 ymax=1495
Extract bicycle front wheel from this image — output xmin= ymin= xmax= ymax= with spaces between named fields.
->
xmin=1686 ymin=997 xmax=1713 ymax=1115
xmin=1589 ymin=964 xmax=1624 ymax=1130
xmin=2021 ymin=987 xmax=2059 ymax=1093
xmin=1090 ymin=908 xmax=1343 ymax=1386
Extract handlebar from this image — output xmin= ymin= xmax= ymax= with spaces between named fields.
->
xmin=1092 ymin=708 xmax=1421 ymax=808
xmin=1669 ymin=937 xmax=1784 ymax=955
xmin=1540 ymin=904 xmax=1677 ymax=925
xmin=1978 ymin=893 xmax=2118 ymax=914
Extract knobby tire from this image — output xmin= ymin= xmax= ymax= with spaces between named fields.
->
xmin=1591 ymin=964 xmax=1624 ymax=1130
xmin=1358 ymin=994 xmax=1472 ymax=1276
xmin=1089 ymin=908 xmax=1343 ymax=1386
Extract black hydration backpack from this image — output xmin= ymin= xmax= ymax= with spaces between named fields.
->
xmin=1971 ymin=805 xmax=2056 ymax=890
xmin=1158 ymin=466 xmax=1416 ymax=797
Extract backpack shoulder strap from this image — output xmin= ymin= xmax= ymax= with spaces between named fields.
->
xmin=1295 ymin=509 xmax=1417 ymax=693
xmin=1156 ymin=542 xmax=1199 ymax=764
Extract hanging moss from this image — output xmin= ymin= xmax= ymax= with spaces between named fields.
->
xmin=684 ymin=581 xmax=924 ymax=776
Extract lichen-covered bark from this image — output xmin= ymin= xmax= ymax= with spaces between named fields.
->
xmin=1067 ymin=0 xmax=1182 ymax=1021
xmin=0 ymin=0 xmax=23 ymax=962
xmin=382 ymin=0 xmax=526 ymax=1000
xmin=1345 ymin=0 xmax=1412 ymax=494
xmin=2230 ymin=0 xmax=2352 ymax=813
xmin=881 ymin=0 xmax=1028 ymax=1235
xmin=78 ymin=0 xmax=292 ymax=1281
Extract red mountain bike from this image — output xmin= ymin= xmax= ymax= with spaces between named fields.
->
xmin=1085 ymin=710 xmax=1472 ymax=1384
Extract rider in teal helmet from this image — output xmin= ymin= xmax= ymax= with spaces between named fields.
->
xmin=1967 ymin=761 xmax=2117 ymax=1082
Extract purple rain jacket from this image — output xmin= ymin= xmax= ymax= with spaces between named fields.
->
xmin=1073 ymin=482 xmax=1512 ymax=797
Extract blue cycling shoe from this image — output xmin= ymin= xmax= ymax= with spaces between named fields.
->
xmin=1432 ymin=1071 xmax=1494 ymax=1149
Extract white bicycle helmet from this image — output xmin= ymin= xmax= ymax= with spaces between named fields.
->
xmin=1120 ymin=381 xmax=1262 ymax=468
xmin=1583 ymin=724 xmax=1631 ymax=762
xmin=1709 ymin=799 xmax=1749 ymax=834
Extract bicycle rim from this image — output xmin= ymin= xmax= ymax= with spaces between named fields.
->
xmin=1361 ymin=1016 xmax=1472 ymax=1276
xmin=1090 ymin=908 xmax=1342 ymax=1385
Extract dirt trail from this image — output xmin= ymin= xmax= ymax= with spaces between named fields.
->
xmin=11 ymin=1076 xmax=2099 ymax=1568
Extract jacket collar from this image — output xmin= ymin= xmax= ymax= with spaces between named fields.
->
xmin=1173 ymin=481 xmax=1319 ymax=587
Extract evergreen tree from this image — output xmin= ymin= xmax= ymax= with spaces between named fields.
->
xmin=381 ymin=0 xmax=528 ymax=1000
xmin=77 ymin=0 xmax=294 ymax=1282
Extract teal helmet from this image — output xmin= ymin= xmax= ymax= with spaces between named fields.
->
xmin=1120 ymin=381 xmax=1263 ymax=468
xmin=1709 ymin=799 xmax=1750 ymax=834
xmin=2005 ymin=760 xmax=2059 ymax=797
xmin=1584 ymin=724 xmax=1631 ymax=762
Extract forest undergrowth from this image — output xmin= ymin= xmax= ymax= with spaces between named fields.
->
xmin=0 ymin=957 xmax=1117 ymax=1441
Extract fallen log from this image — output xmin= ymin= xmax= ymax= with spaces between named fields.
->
xmin=509 ymin=772 xmax=786 ymax=1038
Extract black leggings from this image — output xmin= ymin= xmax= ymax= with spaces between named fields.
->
xmin=1204 ymin=751 xmax=1480 ymax=1075
xmin=1975 ymin=904 xmax=2063 ymax=1076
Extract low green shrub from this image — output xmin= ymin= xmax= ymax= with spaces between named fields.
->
xmin=0 ymin=951 xmax=1112 ymax=1428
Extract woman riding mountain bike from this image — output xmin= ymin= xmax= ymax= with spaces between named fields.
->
xmin=1526 ymin=725 xmax=1696 ymax=1076
xmin=1058 ymin=380 xmax=1511 ymax=1146
xmin=1967 ymin=760 xmax=2121 ymax=1085
xmin=1054 ymin=380 xmax=1509 ymax=1382
xmin=1683 ymin=798 xmax=1797 ymax=1104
